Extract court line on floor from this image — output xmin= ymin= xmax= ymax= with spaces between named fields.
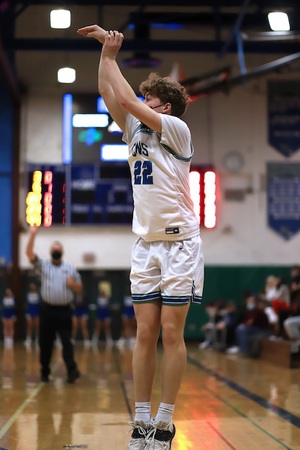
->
xmin=206 ymin=421 xmax=237 ymax=450
xmin=188 ymin=355 xmax=300 ymax=428
xmin=111 ymin=349 xmax=134 ymax=421
xmin=188 ymin=355 xmax=294 ymax=450
xmin=0 ymin=382 xmax=44 ymax=440
xmin=0 ymin=360 xmax=62 ymax=441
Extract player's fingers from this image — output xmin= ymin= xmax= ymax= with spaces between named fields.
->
xmin=108 ymin=30 xmax=123 ymax=39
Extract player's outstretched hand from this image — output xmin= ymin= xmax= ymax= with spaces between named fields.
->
xmin=77 ymin=25 xmax=107 ymax=45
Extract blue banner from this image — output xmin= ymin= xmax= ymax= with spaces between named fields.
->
xmin=268 ymin=80 xmax=300 ymax=157
xmin=267 ymin=162 xmax=300 ymax=240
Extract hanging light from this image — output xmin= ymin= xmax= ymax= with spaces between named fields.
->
xmin=268 ymin=12 xmax=290 ymax=31
xmin=57 ymin=67 xmax=76 ymax=84
xmin=50 ymin=9 xmax=71 ymax=29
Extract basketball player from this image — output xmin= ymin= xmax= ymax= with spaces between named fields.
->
xmin=77 ymin=25 xmax=204 ymax=450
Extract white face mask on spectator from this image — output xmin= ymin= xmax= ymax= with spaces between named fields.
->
xmin=247 ymin=303 xmax=255 ymax=310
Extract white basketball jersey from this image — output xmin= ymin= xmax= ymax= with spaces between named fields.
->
xmin=123 ymin=113 xmax=199 ymax=242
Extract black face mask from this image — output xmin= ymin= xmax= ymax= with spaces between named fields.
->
xmin=51 ymin=250 xmax=62 ymax=260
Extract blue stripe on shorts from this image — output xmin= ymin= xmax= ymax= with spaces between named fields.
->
xmin=132 ymin=291 xmax=161 ymax=303
xmin=192 ymin=294 xmax=203 ymax=305
xmin=162 ymin=295 xmax=191 ymax=306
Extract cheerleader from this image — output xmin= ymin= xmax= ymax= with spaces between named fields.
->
xmin=24 ymin=282 xmax=40 ymax=348
xmin=2 ymin=288 xmax=16 ymax=348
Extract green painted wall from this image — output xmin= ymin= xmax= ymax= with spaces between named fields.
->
xmin=18 ymin=266 xmax=293 ymax=341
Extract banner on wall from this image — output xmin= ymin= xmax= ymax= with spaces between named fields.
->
xmin=268 ymin=80 xmax=300 ymax=157
xmin=267 ymin=162 xmax=300 ymax=240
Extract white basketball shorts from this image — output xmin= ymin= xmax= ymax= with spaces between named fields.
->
xmin=130 ymin=235 xmax=204 ymax=306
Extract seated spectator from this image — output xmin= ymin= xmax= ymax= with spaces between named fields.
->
xmin=199 ymin=299 xmax=225 ymax=350
xmin=264 ymin=275 xmax=279 ymax=303
xmin=227 ymin=294 xmax=272 ymax=356
xmin=283 ymin=315 xmax=300 ymax=341
xmin=270 ymin=277 xmax=290 ymax=336
xmin=290 ymin=266 xmax=300 ymax=308
xmin=290 ymin=265 xmax=300 ymax=294
xmin=275 ymin=277 xmax=290 ymax=308
xmin=283 ymin=289 xmax=300 ymax=341
xmin=215 ymin=300 xmax=242 ymax=351
xmin=260 ymin=275 xmax=290 ymax=336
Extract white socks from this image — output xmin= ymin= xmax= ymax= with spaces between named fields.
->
xmin=135 ymin=401 xmax=175 ymax=424
xmin=134 ymin=402 xmax=151 ymax=424
xmin=154 ymin=402 xmax=175 ymax=424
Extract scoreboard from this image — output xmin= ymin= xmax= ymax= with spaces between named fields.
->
xmin=70 ymin=163 xmax=132 ymax=224
xmin=26 ymin=162 xmax=133 ymax=227
xmin=25 ymin=163 xmax=217 ymax=228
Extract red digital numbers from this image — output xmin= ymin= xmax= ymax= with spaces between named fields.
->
xmin=189 ymin=168 xmax=217 ymax=229
xmin=43 ymin=170 xmax=53 ymax=227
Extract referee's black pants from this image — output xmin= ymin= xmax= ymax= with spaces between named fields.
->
xmin=39 ymin=302 xmax=78 ymax=378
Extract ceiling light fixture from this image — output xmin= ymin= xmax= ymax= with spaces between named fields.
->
xmin=57 ymin=67 xmax=76 ymax=84
xmin=50 ymin=9 xmax=71 ymax=29
xmin=268 ymin=12 xmax=290 ymax=31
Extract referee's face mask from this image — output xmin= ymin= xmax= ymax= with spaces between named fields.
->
xmin=50 ymin=242 xmax=63 ymax=262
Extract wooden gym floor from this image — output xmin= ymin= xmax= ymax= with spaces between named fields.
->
xmin=0 ymin=341 xmax=300 ymax=450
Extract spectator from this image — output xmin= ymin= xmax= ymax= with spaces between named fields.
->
xmin=199 ymin=300 xmax=224 ymax=350
xmin=270 ymin=277 xmax=290 ymax=336
xmin=215 ymin=300 xmax=242 ymax=351
xmin=275 ymin=277 xmax=290 ymax=307
xmin=227 ymin=294 xmax=271 ymax=356
xmin=283 ymin=314 xmax=300 ymax=341
xmin=290 ymin=265 xmax=300 ymax=303
xmin=283 ymin=284 xmax=300 ymax=341
xmin=263 ymin=275 xmax=279 ymax=303
xmin=260 ymin=275 xmax=288 ymax=335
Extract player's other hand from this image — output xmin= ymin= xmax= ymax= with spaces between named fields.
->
xmin=77 ymin=24 xmax=107 ymax=44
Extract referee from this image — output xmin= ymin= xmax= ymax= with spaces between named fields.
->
xmin=26 ymin=226 xmax=82 ymax=383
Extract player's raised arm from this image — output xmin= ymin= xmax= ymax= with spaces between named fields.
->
xmin=77 ymin=25 xmax=128 ymax=132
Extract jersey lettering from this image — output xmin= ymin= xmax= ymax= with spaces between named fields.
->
xmin=131 ymin=142 xmax=149 ymax=157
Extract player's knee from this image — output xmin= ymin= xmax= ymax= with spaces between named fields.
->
xmin=161 ymin=323 xmax=181 ymax=347
xmin=136 ymin=322 xmax=159 ymax=347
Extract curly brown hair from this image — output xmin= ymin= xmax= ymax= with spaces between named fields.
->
xmin=139 ymin=72 xmax=190 ymax=118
